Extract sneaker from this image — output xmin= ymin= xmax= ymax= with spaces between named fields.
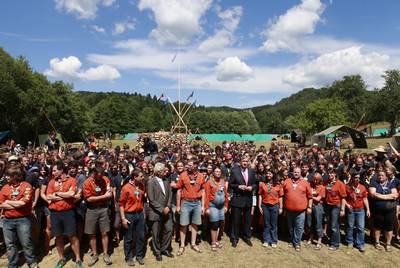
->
xmin=262 ymin=242 xmax=269 ymax=247
xmin=103 ymin=254 xmax=112 ymax=265
xmin=271 ymin=244 xmax=277 ymax=249
xmin=55 ymin=259 xmax=66 ymax=268
xmin=328 ymin=246 xmax=338 ymax=251
xmin=87 ymin=254 xmax=98 ymax=267
xmin=136 ymin=257 xmax=144 ymax=265
xmin=126 ymin=259 xmax=135 ymax=266
xmin=76 ymin=260 xmax=84 ymax=268
xmin=358 ymin=247 xmax=365 ymax=253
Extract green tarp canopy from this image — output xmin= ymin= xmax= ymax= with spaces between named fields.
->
xmin=372 ymin=128 xmax=389 ymax=137
xmin=123 ymin=133 xmax=139 ymax=140
xmin=312 ymin=125 xmax=367 ymax=148
xmin=187 ymin=134 xmax=278 ymax=142
xmin=38 ymin=133 xmax=64 ymax=146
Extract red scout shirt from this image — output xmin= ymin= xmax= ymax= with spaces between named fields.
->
xmin=0 ymin=181 xmax=33 ymax=218
xmin=283 ymin=178 xmax=312 ymax=212
xmin=259 ymin=181 xmax=283 ymax=206
xmin=345 ymin=184 xmax=368 ymax=209
xmin=119 ymin=182 xmax=144 ymax=213
xmin=176 ymin=171 xmax=205 ymax=201
xmin=204 ymin=178 xmax=228 ymax=209
xmin=83 ymin=175 xmax=111 ymax=206
xmin=325 ymin=180 xmax=347 ymax=206
xmin=46 ymin=175 xmax=77 ymax=211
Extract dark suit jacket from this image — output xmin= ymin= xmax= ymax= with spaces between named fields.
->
xmin=147 ymin=176 xmax=172 ymax=221
xmin=229 ymin=166 xmax=257 ymax=208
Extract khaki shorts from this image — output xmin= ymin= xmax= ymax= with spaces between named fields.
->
xmin=84 ymin=206 xmax=110 ymax=234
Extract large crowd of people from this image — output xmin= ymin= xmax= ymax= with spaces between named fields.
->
xmin=0 ymin=134 xmax=399 ymax=268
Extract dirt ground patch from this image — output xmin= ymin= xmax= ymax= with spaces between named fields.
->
xmin=1 ymin=234 xmax=399 ymax=268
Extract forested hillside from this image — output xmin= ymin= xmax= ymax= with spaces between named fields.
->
xmin=1 ymin=47 xmax=399 ymax=142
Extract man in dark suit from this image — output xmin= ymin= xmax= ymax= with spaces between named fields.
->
xmin=147 ymin=162 xmax=174 ymax=261
xmin=229 ymin=156 xmax=258 ymax=247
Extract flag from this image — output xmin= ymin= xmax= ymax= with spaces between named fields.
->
xmin=171 ymin=51 xmax=178 ymax=63
xmin=186 ymin=91 xmax=194 ymax=101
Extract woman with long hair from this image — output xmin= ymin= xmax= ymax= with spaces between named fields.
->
xmin=204 ymin=166 xmax=228 ymax=251
xmin=258 ymin=170 xmax=283 ymax=248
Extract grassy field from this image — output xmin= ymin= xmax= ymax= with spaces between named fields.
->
xmin=2 ymin=233 xmax=399 ymax=268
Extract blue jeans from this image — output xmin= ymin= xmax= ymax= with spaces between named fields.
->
xmin=326 ymin=205 xmax=341 ymax=248
xmin=262 ymin=204 xmax=279 ymax=244
xmin=123 ymin=212 xmax=145 ymax=261
xmin=3 ymin=217 xmax=36 ymax=268
xmin=346 ymin=209 xmax=365 ymax=248
xmin=286 ymin=210 xmax=305 ymax=247
xmin=306 ymin=204 xmax=324 ymax=238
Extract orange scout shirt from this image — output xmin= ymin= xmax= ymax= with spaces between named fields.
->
xmin=46 ymin=175 xmax=77 ymax=211
xmin=204 ymin=178 xmax=228 ymax=209
xmin=83 ymin=176 xmax=111 ymax=206
xmin=0 ymin=181 xmax=33 ymax=218
xmin=258 ymin=181 xmax=283 ymax=206
xmin=119 ymin=182 xmax=144 ymax=213
xmin=345 ymin=184 xmax=368 ymax=209
xmin=311 ymin=185 xmax=326 ymax=205
xmin=325 ymin=180 xmax=347 ymax=206
xmin=176 ymin=171 xmax=205 ymax=201
xmin=283 ymin=178 xmax=312 ymax=212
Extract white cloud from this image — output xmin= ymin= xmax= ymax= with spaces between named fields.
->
xmin=261 ymin=0 xmax=325 ymax=53
xmin=45 ymin=56 xmax=120 ymax=81
xmin=216 ymin=56 xmax=253 ymax=81
xmin=92 ymin=25 xmax=106 ymax=33
xmin=283 ymin=46 xmax=391 ymax=88
xmin=54 ymin=0 xmax=116 ymax=19
xmin=138 ymin=0 xmax=212 ymax=45
xmin=87 ymin=39 xmax=255 ymax=71
xmin=198 ymin=6 xmax=242 ymax=52
xmin=112 ymin=20 xmax=135 ymax=35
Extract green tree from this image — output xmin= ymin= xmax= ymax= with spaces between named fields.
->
xmin=293 ymin=98 xmax=349 ymax=135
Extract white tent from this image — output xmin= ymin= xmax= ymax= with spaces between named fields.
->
xmin=392 ymin=133 xmax=400 ymax=150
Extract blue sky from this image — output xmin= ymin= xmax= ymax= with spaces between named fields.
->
xmin=1 ymin=0 xmax=400 ymax=108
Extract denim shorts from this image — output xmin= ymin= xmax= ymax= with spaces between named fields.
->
xmin=180 ymin=200 xmax=202 ymax=226
xmin=208 ymin=203 xmax=225 ymax=222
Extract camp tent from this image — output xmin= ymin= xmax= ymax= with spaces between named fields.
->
xmin=392 ymin=133 xmax=400 ymax=150
xmin=312 ymin=125 xmax=367 ymax=148
xmin=38 ymin=133 xmax=64 ymax=146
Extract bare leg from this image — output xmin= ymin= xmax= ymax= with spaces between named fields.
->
xmin=385 ymin=231 xmax=393 ymax=246
xmin=45 ymin=216 xmax=52 ymax=254
xmin=191 ymin=224 xmax=198 ymax=245
xmin=179 ymin=225 xmax=187 ymax=248
xmin=89 ymin=234 xmax=97 ymax=255
xmin=374 ymin=229 xmax=381 ymax=244
xmin=55 ymin=236 xmax=65 ymax=260
xmin=69 ymin=236 xmax=81 ymax=261
xmin=101 ymin=232 xmax=109 ymax=254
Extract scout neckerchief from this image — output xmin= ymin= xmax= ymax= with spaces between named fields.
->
xmin=351 ymin=182 xmax=361 ymax=201
xmin=266 ymin=179 xmax=273 ymax=193
xmin=379 ymin=179 xmax=389 ymax=194
xmin=10 ymin=182 xmax=21 ymax=200
xmin=56 ymin=175 xmax=67 ymax=192
xmin=129 ymin=181 xmax=141 ymax=198
xmin=94 ymin=177 xmax=103 ymax=195
xmin=327 ymin=178 xmax=336 ymax=191
xmin=291 ymin=178 xmax=299 ymax=190
xmin=210 ymin=177 xmax=224 ymax=192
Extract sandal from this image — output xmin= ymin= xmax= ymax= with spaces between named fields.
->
xmin=295 ymin=245 xmax=301 ymax=252
xmin=211 ymin=243 xmax=218 ymax=252
xmin=177 ymin=246 xmax=185 ymax=256
xmin=375 ymin=243 xmax=384 ymax=251
xmin=191 ymin=244 xmax=202 ymax=253
xmin=215 ymin=242 xmax=223 ymax=249
xmin=314 ymin=244 xmax=322 ymax=250
xmin=386 ymin=245 xmax=393 ymax=252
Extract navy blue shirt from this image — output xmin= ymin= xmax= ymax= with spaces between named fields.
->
xmin=370 ymin=179 xmax=397 ymax=210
